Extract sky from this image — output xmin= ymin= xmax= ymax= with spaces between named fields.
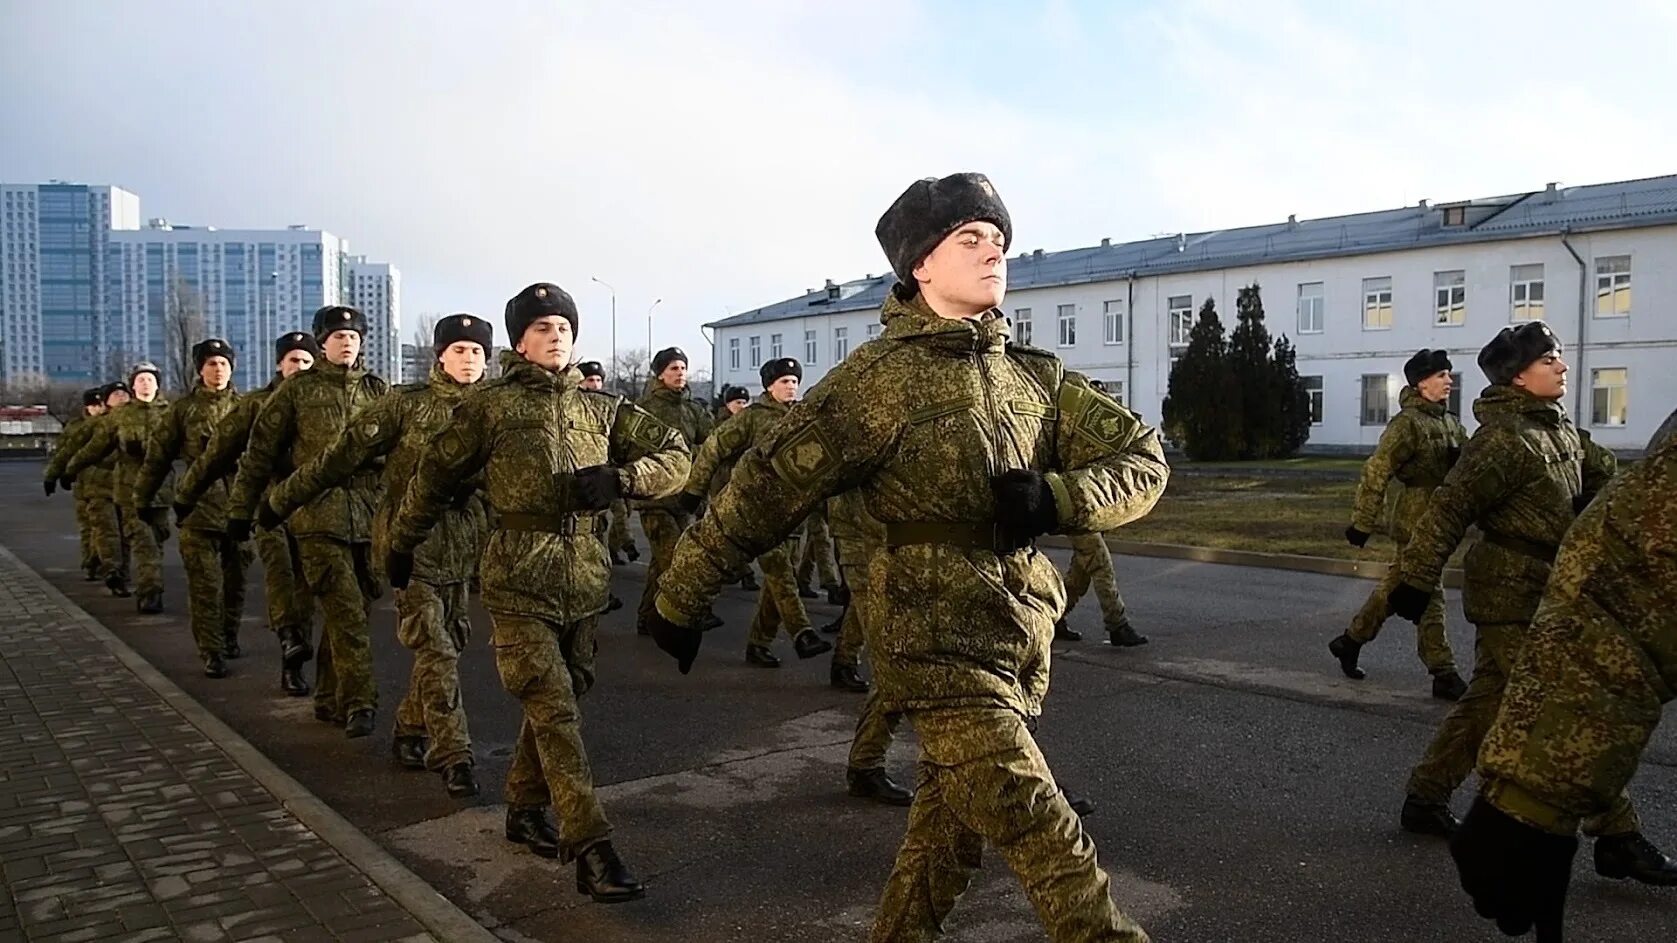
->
xmin=4 ymin=0 xmax=1675 ymax=372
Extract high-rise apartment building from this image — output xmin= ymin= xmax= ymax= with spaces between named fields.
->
xmin=346 ymin=257 xmax=401 ymax=382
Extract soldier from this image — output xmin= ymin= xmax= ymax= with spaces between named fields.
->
xmin=43 ymin=387 xmax=108 ymax=581
xmin=387 ymin=282 xmax=689 ymax=902
xmin=134 ymin=340 xmax=247 ymax=677
xmin=1328 ymin=349 xmax=1467 ymax=699
xmin=633 ymin=345 xmax=713 ymax=634
xmin=1387 ymin=322 xmax=1675 ymax=884
xmin=177 ymin=332 xmax=319 ymax=696
xmin=795 ymin=506 xmax=842 ymax=603
xmin=63 ymin=383 xmax=130 ymax=595
xmin=716 ymin=384 xmax=749 ymax=423
xmin=228 ymin=306 xmax=390 ymax=738
xmin=579 ymin=361 xmax=639 ymax=566
xmin=707 ymin=386 xmax=761 ymax=592
xmin=269 ymin=314 xmax=489 ymax=797
xmin=1059 ymin=533 xmax=1147 ymax=646
xmin=678 ymin=357 xmax=833 ymax=668
xmin=66 ymin=364 xmax=171 ymax=610
xmin=647 ymin=173 xmax=1165 ymax=941
xmin=1450 ymin=434 xmax=1677 ymax=939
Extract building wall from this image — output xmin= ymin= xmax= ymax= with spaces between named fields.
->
xmin=347 ymin=260 xmax=401 ymax=381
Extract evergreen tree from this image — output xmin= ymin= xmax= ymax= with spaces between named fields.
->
xmin=1272 ymin=334 xmax=1313 ymax=455
xmin=1161 ymin=298 xmax=1241 ymax=460
xmin=1229 ymin=284 xmax=1278 ymax=458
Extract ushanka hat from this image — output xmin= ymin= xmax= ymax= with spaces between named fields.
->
xmin=1403 ymin=349 xmax=1452 ymax=386
xmin=875 ymin=172 xmax=1012 ymax=289
xmin=192 ymin=338 xmax=235 ymax=370
xmin=759 ymin=357 xmax=802 ymax=389
xmin=505 ymin=283 xmax=579 ymax=343
xmin=1478 ymin=322 xmax=1560 ymax=386
xmin=312 ymin=304 xmax=367 ymax=339
xmin=433 ymin=313 xmax=493 ymax=355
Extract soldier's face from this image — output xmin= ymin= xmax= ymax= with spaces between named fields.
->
xmin=579 ymin=375 xmax=604 ymax=391
xmin=106 ymin=390 xmax=130 ymax=409
xmin=516 ymin=316 xmax=573 ymax=370
xmin=439 ymin=341 xmax=486 ymax=384
xmin=726 ymin=399 xmax=747 ymax=415
xmin=1513 ymin=350 xmax=1567 ymax=400
xmin=913 ymin=221 xmax=1008 ymax=319
xmin=278 ymin=349 xmax=315 ymax=378
xmin=86 ymin=403 xmax=105 ymax=417
xmin=323 ymin=329 xmax=361 ymax=366
xmin=1416 ymin=370 xmax=1452 ymax=403
xmin=659 ymin=361 xmax=688 ymax=390
xmin=199 ymin=356 xmax=233 ymax=391
xmin=132 ymin=372 xmax=158 ymax=401
xmin=768 ymin=376 xmax=799 ymax=403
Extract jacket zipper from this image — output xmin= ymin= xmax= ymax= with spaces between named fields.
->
xmin=973 ymin=349 xmax=1004 ymax=476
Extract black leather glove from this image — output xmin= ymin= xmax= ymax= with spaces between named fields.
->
xmin=1345 ymin=526 xmax=1370 ymax=548
xmin=173 ymin=502 xmax=194 ymax=526
xmin=257 ymin=501 xmax=283 ymax=531
xmin=1387 ymin=582 xmax=1431 ymax=623
xmin=1451 ymin=796 xmax=1576 ymax=941
xmin=677 ymin=491 xmax=703 ymax=515
xmin=225 ymin=518 xmax=252 ymax=543
xmin=44 ymin=478 xmax=56 ymax=497
xmin=573 ymin=465 xmax=622 ymax=511
xmin=60 ymin=476 xmax=74 ymax=492
xmin=991 ymin=469 xmax=1059 ymax=543
xmin=1446 ymin=445 xmax=1462 ymax=467
xmin=123 ymin=438 xmax=146 ymax=458
xmin=386 ymin=549 xmax=414 ymax=590
xmin=645 ymin=608 xmax=702 ymax=674
xmin=1572 ymin=493 xmax=1592 ymax=516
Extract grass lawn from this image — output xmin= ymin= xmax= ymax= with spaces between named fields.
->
xmin=1171 ymin=455 xmax=1367 ymax=475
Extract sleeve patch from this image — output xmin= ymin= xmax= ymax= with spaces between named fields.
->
xmin=769 ymin=424 xmax=841 ymax=489
xmin=1069 ymin=393 xmax=1131 ymax=449
xmin=433 ymin=424 xmax=473 ymax=466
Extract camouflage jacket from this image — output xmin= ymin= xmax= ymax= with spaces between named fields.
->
xmin=683 ymin=392 xmax=786 ymax=499
xmin=230 ymin=359 xmax=390 ymax=541
xmin=175 ymin=376 xmax=282 ymax=508
xmin=1648 ymin=405 xmax=1677 ymax=454
xmin=391 ymin=353 xmax=690 ymax=624
xmin=827 ymin=488 xmax=886 ymax=569
xmin=701 ymin=408 xmax=752 ymax=497
xmin=135 ymin=383 xmax=240 ymax=532
xmin=270 ymin=366 xmax=482 ymax=584
xmin=634 ymin=380 xmax=712 ymax=511
xmin=1351 ymin=386 xmax=1465 ymax=542
xmin=1476 ymin=435 xmax=1676 ymax=835
xmin=45 ymin=413 xmax=99 ymax=492
xmin=656 ymin=290 xmax=1170 ymax=716
xmin=1399 ymin=384 xmax=1616 ymax=626
xmin=65 ymin=397 xmax=171 ymax=508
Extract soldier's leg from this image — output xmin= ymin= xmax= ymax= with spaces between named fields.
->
xmin=746 ymin=580 xmax=782 ymax=649
xmin=1582 ymin=793 xmax=1641 ymax=838
xmin=873 ymin=708 xmax=1148 ymax=943
xmin=1083 ymin=535 xmax=1127 ymax=627
xmin=75 ymin=496 xmax=98 ymax=573
xmin=176 ymin=529 xmax=226 ymax=658
xmin=393 ymin=581 xmax=442 ymax=745
xmin=123 ymin=504 xmax=164 ymax=597
xmin=297 ymin=538 xmax=375 ymax=718
xmin=221 ymin=537 xmax=250 ymax=649
xmin=848 ymin=691 xmax=905 ymax=771
xmin=397 ymin=581 xmax=473 ymax=770
xmin=833 ymin=564 xmax=867 ymax=668
xmin=91 ymin=500 xmax=124 ymax=580
xmin=1063 ymin=534 xmax=1097 ymax=609
xmin=807 ymin=511 xmax=839 ymax=589
xmin=256 ymin=526 xmax=300 ymax=636
xmin=757 ymin=541 xmax=812 ymax=641
xmin=608 ymin=500 xmax=633 ymax=552
xmin=1346 ymin=565 xmax=1403 ymax=646
xmin=1406 ymin=622 xmax=1518 ymax=802
xmin=635 ymin=510 xmax=687 ymax=627
xmin=1414 ymin=578 xmax=1457 ymax=677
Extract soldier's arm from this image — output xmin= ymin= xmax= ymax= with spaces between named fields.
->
xmin=389 ymin=400 xmax=492 ymax=554
xmin=1398 ymin=428 xmax=1529 ymax=591
xmin=176 ymin=398 xmax=255 ymax=507
xmin=62 ymin=419 xmax=117 ymax=479
xmin=228 ymin=387 xmax=296 ymax=521
xmin=269 ymin=395 xmax=402 ymax=518
xmin=681 ymin=409 xmax=752 ymax=498
xmin=607 ymin=402 xmax=692 ymax=500
xmin=1578 ymin=429 xmax=1617 ymax=505
xmin=1350 ymin=415 xmax=1415 ymax=533
xmin=1046 ymin=373 xmax=1170 ymax=534
xmin=45 ymin=422 xmax=91 ymax=481
xmin=133 ymin=403 xmax=185 ymax=508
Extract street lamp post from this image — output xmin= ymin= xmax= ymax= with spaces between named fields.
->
xmin=646 ymin=299 xmax=662 ymax=371
xmin=590 ymin=276 xmax=617 ymax=388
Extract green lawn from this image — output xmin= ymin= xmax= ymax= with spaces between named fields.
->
xmin=1171 ymin=455 xmax=1366 ymax=474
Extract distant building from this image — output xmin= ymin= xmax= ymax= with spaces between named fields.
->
xmin=347 ymin=256 xmax=401 ymax=381
xmin=399 ymin=342 xmax=429 ymax=385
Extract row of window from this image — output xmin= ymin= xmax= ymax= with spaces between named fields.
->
xmin=1339 ymin=367 xmax=1631 ymax=429
xmin=1010 ymin=301 xmax=1128 ymax=348
xmin=727 ymin=323 xmax=886 ymax=371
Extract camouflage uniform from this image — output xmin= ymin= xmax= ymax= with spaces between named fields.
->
xmin=134 ymin=382 xmax=246 ymax=656
xmin=657 ymin=290 xmax=1166 ymax=941
xmin=796 ymin=505 xmax=840 ymax=591
xmin=829 ymin=488 xmax=904 ymax=770
xmin=633 ymin=379 xmax=712 ymax=628
xmin=67 ymin=397 xmax=172 ymax=595
xmin=607 ymin=500 xmax=634 ymax=555
xmin=230 ymin=359 xmax=389 ymax=721
xmin=1647 ymin=405 xmax=1677 ymax=454
xmin=1063 ymin=532 xmax=1129 ymax=630
xmin=391 ymin=353 xmax=689 ymax=858
xmin=1397 ymin=384 xmax=1634 ymax=835
xmin=45 ymin=413 xmax=102 ymax=576
xmin=1347 ymin=386 xmax=1464 ymax=675
xmin=684 ymin=392 xmax=812 ymax=648
xmin=60 ymin=412 xmax=126 ymax=585
xmin=270 ymin=365 xmax=481 ymax=770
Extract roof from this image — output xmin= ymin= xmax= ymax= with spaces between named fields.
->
xmin=708 ymin=173 xmax=1677 ymax=330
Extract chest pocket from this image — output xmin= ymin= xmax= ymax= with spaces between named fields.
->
xmin=493 ymin=418 xmax=560 ymax=473
xmin=564 ymin=415 xmax=611 ymax=468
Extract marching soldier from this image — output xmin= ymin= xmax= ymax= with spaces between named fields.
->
xmin=388 ymin=282 xmax=689 ymax=901
xmin=647 ymin=173 xmax=1166 ymax=941
xmin=1059 ymin=534 xmax=1147 ymax=646
xmin=43 ymin=387 xmax=108 ymax=581
xmin=633 ymin=346 xmax=713 ymax=634
xmin=578 ymin=360 xmax=639 ymax=566
xmin=795 ymin=507 xmax=842 ymax=603
xmin=66 ymin=365 xmax=171 ymax=609
xmin=64 ymin=383 xmax=130 ymax=595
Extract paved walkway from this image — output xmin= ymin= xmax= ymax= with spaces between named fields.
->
xmin=0 ymin=547 xmax=461 ymax=943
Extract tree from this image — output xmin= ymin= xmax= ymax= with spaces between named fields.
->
xmin=164 ymin=275 xmax=208 ymax=393
xmin=1272 ymin=335 xmax=1313 ymax=455
xmin=609 ymin=347 xmax=650 ymax=398
xmin=1229 ymin=284 xmax=1278 ymax=459
xmin=407 ymin=313 xmax=442 ymax=384
xmin=1161 ymin=298 xmax=1242 ymax=460
xmin=0 ymin=372 xmax=83 ymax=425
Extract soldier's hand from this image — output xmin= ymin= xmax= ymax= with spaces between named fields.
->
xmin=573 ymin=466 xmax=622 ymax=511
xmin=60 ymin=476 xmax=74 ymax=492
xmin=991 ymin=469 xmax=1058 ymax=542
xmin=124 ymin=439 xmax=146 ymax=458
xmin=225 ymin=518 xmax=252 ymax=543
xmin=386 ymin=550 xmax=414 ymax=590
xmin=44 ymin=478 xmax=56 ymax=497
xmin=173 ymin=502 xmax=194 ymax=526
xmin=1451 ymin=796 xmax=1575 ymax=940
xmin=646 ymin=608 xmax=702 ymax=674
xmin=677 ymin=491 xmax=703 ymax=515
xmin=257 ymin=500 xmax=283 ymax=531
xmin=1387 ymin=583 xmax=1431 ymax=623
xmin=1344 ymin=525 xmax=1370 ymax=548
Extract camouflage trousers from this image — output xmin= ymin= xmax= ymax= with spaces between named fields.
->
xmin=607 ymin=500 xmax=634 ymax=553
xmin=838 ymin=563 xmax=904 ymax=770
xmin=872 ymin=708 xmax=1149 ymax=943
xmin=122 ymin=504 xmax=166 ymax=597
xmin=747 ymin=540 xmax=813 ymax=647
xmin=635 ymin=510 xmax=690 ymax=628
xmin=393 ymin=580 xmax=473 ymax=771
xmin=493 ymin=611 xmax=611 ymax=860
xmin=177 ymin=529 xmax=250 ymax=657
xmin=1407 ymin=621 xmax=1638 ymax=837
xmin=74 ymin=495 xmax=100 ymax=573
xmin=296 ymin=538 xmax=380 ymax=720
xmin=255 ymin=523 xmax=315 ymax=639
xmin=1064 ymin=533 xmax=1128 ymax=627
xmin=1347 ymin=552 xmax=1457 ymax=676
xmin=797 ymin=509 xmax=840 ymax=590
xmin=88 ymin=500 xmax=128 ymax=583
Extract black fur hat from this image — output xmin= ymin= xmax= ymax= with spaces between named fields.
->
xmin=433 ymin=313 xmax=493 ymax=355
xmin=1478 ymin=322 xmax=1560 ymax=386
xmin=312 ymin=304 xmax=367 ymax=340
xmin=192 ymin=338 xmax=235 ymax=371
xmin=505 ymin=283 xmax=578 ymax=345
xmin=875 ymin=172 xmax=1012 ymax=289
xmin=1403 ymin=349 xmax=1452 ymax=387
xmin=81 ymin=387 xmax=103 ymax=408
xmin=101 ymin=381 xmax=130 ymax=403
xmin=274 ymin=331 xmax=320 ymax=362
xmin=759 ymin=357 xmax=803 ymax=389
xmin=723 ymin=384 xmax=750 ymax=404
xmin=577 ymin=360 xmax=605 ymax=380
xmin=652 ymin=347 xmax=688 ymax=375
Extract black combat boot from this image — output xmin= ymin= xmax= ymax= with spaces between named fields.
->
xmin=391 ymin=735 xmax=427 ymax=770
xmin=576 ymin=840 xmax=645 ymax=902
xmin=819 ymin=613 xmax=843 ymax=635
xmin=1066 ymin=793 xmax=1098 ymax=817
xmin=314 ymin=703 xmax=342 ymax=725
xmin=796 ymin=583 xmax=818 ymax=600
xmin=846 ymin=767 xmax=913 ymax=806
xmin=136 ymin=591 xmax=163 ymax=614
xmin=106 ymin=573 xmax=131 ymax=598
xmin=202 ymin=653 xmax=228 ymax=679
xmin=343 ymin=709 xmax=375 ymax=739
xmin=623 ymin=543 xmax=640 ymax=563
xmin=279 ymin=667 xmax=311 ymax=697
xmin=605 ymin=595 xmax=623 ymax=613
xmin=1054 ymin=619 xmax=1083 ymax=642
xmin=1595 ymin=833 xmax=1677 ymax=886
xmin=1328 ymin=634 xmax=1365 ymax=679
xmin=505 ymin=806 xmax=559 ymax=858
xmin=609 ymin=548 xmax=626 ymax=566
xmin=279 ymin=627 xmax=312 ymax=670
xmin=1109 ymin=619 xmax=1149 ymax=647
xmin=793 ymin=629 xmax=832 ymax=659
xmin=830 ymin=663 xmax=869 ymax=693
xmin=1431 ymin=671 xmax=1467 ymax=701
xmin=83 ymin=563 xmax=101 ymax=582
xmin=223 ymin=632 xmax=241 ymax=659
xmin=744 ymin=644 xmax=781 ymax=668
xmin=697 ymin=611 xmax=724 ymax=632
xmin=443 ymin=763 xmax=479 ymax=799
xmin=1400 ymin=795 xmax=1460 ymax=838
xmin=826 ymin=584 xmax=848 ymax=607
xmin=739 ymin=571 xmax=760 ymax=591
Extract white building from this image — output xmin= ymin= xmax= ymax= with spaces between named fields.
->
xmin=708 ymin=174 xmax=1677 ymax=452
xmin=347 ymin=256 xmax=402 ymax=382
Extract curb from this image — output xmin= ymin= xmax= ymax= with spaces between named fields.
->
xmin=1038 ymin=535 xmax=1466 ymax=589
xmin=0 ymin=543 xmax=500 ymax=943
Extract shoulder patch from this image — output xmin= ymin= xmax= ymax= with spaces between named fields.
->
xmin=621 ymin=405 xmax=672 ymax=449
xmin=1068 ymin=388 xmax=1132 ymax=450
xmin=769 ymin=423 xmax=841 ymax=490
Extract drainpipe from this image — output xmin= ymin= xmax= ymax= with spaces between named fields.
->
xmin=1125 ymin=274 xmax=1136 ymax=407
xmin=1560 ymin=230 xmax=1586 ymax=421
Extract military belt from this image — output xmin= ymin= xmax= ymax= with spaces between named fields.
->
xmin=497 ymin=512 xmax=606 ymax=536
xmin=884 ymin=521 xmax=1030 ymax=554
xmin=1483 ymin=531 xmax=1557 ymax=564
xmin=1396 ymin=476 xmax=1445 ymax=489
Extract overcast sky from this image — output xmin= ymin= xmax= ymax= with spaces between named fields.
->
xmin=4 ymin=0 xmax=1674 ymax=369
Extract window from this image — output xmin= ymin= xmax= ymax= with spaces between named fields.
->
xmin=769 ymin=333 xmax=783 ymax=360
xmin=1433 ymin=270 xmax=1465 ymax=326
xmin=1297 ymin=282 xmax=1324 ymax=334
xmin=1361 ymin=374 xmax=1392 ymax=425
xmin=748 ymin=335 xmax=760 ymax=366
xmin=1102 ymin=300 xmax=1124 ymax=344
xmin=1448 ymin=372 xmax=1463 ymax=417
xmin=1057 ymin=304 xmax=1076 ymax=347
xmin=1168 ymin=295 xmax=1193 ymax=346
xmin=1511 ymin=264 xmax=1545 ymax=321
xmin=833 ymin=326 xmax=849 ymax=361
xmin=1013 ymin=307 xmax=1032 ymax=345
xmin=1362 ymin=277 xmax=1393 ymax=329
xmin=803 ymin=329 xmax=817 ymax=364
xmin=1302 ymin=376 xmax=1324 ymax=424
xmin=867 ymin=323 xmax=882 ymax=340
xmin=1591 ymin=368 xmax=1628 ymax=426
xmin=1106 ymin=379 xmax=1125 ymax=405
xmin=1594 ymin=256 xmax=1631 ymax=318
xmin=1443 ymin=206 xmax=1466 ymax=227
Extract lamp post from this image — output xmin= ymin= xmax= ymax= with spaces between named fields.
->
xmin=590 ymin=276 xmax=616 ymax=388
xmin=646 ymin=299 xmax=662 ymax=373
